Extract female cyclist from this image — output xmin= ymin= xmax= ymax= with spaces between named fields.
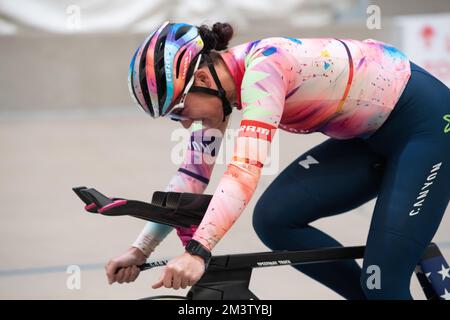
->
xmin=105 ymin=21 xmax=450 ymax=299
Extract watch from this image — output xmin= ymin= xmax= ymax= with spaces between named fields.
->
xmin=185 ymin=239 xmax=211 ymax=268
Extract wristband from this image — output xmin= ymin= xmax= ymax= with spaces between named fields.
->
xmin=185 ymin=239 xmax=212 ymax=268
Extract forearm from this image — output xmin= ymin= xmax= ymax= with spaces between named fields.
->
xmin=192 ymin=161 xmax=260 ymax=251
xmin=192 ymin=116 xmax=275 ymax=251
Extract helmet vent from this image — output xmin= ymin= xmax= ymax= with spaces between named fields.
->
xmin=138 ymin=37 xmax=155 ymax=116
xmin=175 ymin=25 xmax=191 ymax=41
xmin=175 ymin=48 xmax=187 ymax=79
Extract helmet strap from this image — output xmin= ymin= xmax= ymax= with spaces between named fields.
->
xmin=189 ymin=54 xmax=232 ymax=122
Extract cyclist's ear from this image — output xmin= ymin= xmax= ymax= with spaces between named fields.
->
xmin=194 ymin=69 xmax=213 ymax=89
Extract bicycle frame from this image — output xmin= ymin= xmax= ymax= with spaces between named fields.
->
xmin=138 ymin=244 xmax=443 ymax=300
xmin=140 ymin=246 xmax=365 ymax=299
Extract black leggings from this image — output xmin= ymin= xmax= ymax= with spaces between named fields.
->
xmin=252 ymin=62 xmax=450 ymax=299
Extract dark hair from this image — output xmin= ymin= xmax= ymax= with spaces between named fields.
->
xmin=198 ymin=22 xmax=234 ymax=52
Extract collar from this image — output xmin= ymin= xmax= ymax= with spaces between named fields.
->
xmin=220 ymin=49 xmax=245 ymax=110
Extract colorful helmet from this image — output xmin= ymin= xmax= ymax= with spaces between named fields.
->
xmin=128 ymin=21 xmax=205 ymax=118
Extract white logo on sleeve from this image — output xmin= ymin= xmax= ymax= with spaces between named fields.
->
xmin=298 ymin=155 xmax=319 ymax=169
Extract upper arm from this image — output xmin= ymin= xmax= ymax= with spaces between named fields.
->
xmin=241 ymin=46 xmax=288 ymax=126
xmin=234 ymin=48 xmax=288 ymax=170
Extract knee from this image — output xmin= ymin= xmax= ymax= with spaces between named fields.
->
xmin=252 ymin=195 xmax=285 ymax=247
xmin=252 ymin=192 xmax=310 ymax=249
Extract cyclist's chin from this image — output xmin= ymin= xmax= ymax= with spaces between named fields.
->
xmin=180 ymin=119 xmax=193 ymax=129
xmin=202 ymin=118 xmax=222 ymax=129
xmin=180 ymin=118 xmax=211 ymax=129
xmin=183 ymin=117 xmax=220 ymax=129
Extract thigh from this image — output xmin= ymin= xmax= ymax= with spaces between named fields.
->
xmin=368 ymin=139 xmax=449 ymax=245
xmin=254 ymin=137 xmax=385 ymax=227
xmin=362 ymin=137 xmax=450 ymax=298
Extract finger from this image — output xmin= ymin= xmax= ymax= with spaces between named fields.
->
xmin=106 ymin=269 xmax=113 ymax=285
xmin=115 ymin=268 xmax=125 ymax=283
xmin=172 ymin=272 xmax=182 ymax=290
xmin=152 ymin=271 xmax=165 ymax=289
xmin=129 ymin=266 xmax=140 ymax=282
xmin=181 ymin=277 xmax=189 ymax=289
xmin=123 ymin=267 xmax=133 ymax=283
xmin=152 ymin=279 xmax=163 ymax=289
xmin=106 ymin=262 xmax=118 ymax=284
xmin=106 ymin=272 xmax=114 ymax=285
xmin=128 ymin=266 xmax=138 ymax=282
xmin=116 ymin=268 xmax=126 ymax=284
xmin=163 ymin=268 xmax=174 ymax=288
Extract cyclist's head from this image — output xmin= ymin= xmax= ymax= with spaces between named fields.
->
xmin=128 ymin=21 xmax=235 ymax=127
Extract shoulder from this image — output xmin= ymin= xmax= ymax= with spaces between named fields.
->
xmin=241 ymin=39 xmax=290 ymax=91
xmin=243 ymin=37 xmax=294 ymax=66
